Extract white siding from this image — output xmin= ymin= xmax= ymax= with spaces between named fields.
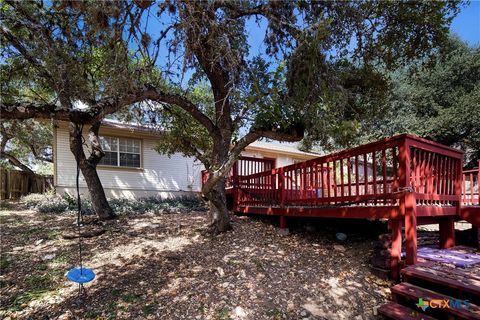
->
xmin=55 ymin=125 xmax=317 ymax=199
xmin=55 ymin=126 xmax=203 ymax=198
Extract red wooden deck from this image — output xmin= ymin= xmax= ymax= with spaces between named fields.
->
xmin=203 ymin=134 xmax=480 ymax=278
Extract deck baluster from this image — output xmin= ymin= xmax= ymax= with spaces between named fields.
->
xmin=355 ymin=156 xmax=359 ymax=197
xmin=382 ymin=149 xmax=387 ymax=205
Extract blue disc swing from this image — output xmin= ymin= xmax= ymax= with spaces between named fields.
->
xmin=66 ymin=125 xmax=95 ymax=296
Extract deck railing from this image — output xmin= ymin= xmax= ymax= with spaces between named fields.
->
xmin=462 ymin=161 xmax=480 ymax=206
xmin=235 ymin=135 xmax=464 ymax=209
xmin=237 ymin=136 xmax=406 ymax=207
xmin=407 ymin=136 xmax=464 ymax=208
xmin=201 ymin=156 xmax=275 ymax=190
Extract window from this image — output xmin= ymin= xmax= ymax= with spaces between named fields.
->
xmin=98 ymin=136 xmax=141 ymax=168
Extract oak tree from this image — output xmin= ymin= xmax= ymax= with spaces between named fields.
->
xmin=129 ymin=1 xmax=461 ymax=233
xmin=1 ymin=1 xmax=461 ymax=231
xmin=0 ymin=0 xmax=157 ymax=219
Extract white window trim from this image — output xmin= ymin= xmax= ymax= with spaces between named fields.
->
xmin=99 ymin=135 xmax=142 ymax=169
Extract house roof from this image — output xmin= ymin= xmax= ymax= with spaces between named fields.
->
xmin=100 ymin=119 xmax=319 ymax=158
xmin=101 ymin=119 xmax=161 ymax=134
xmin=247 ymin=141 xmax=320 ymax=157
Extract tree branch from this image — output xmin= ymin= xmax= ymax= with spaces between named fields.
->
xmin=0 ymin=102 xmax=90 ymax=122
xmin=28 ymin=145 xmax=52 ymax=163
xmin=143 ymin=87 xmax=218 ymax=136
xmin=0 ymin=25 xmax=59 ymax=93
xmin=219 ymin=3 xmax=303 ymax=40
xmin=86 ymin=121 xmax=104 ymax=166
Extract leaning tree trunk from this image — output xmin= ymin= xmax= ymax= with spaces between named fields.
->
xmin=78 ymin=161 xmax=116 ymax=220
xmin=204 ymin=176 xmax=231 ymax=234
xmin=69 ymin=122 xmax=116 ymax=220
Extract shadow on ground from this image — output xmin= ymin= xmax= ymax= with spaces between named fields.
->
xmin=1 ymin=205 xmax=392 ymax=320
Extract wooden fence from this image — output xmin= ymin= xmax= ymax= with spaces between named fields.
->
xmin=0 ymin=168 xmax=54 ymax=200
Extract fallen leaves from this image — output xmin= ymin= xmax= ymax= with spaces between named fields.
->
xmin=1 ymin=206 xmax=392 ymax=319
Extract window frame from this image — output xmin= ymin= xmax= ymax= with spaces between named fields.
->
xmin=97 ymin=135 xmax=143 ymax=170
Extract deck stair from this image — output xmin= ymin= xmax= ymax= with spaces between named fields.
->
xmin=378 ymin=302 xmax=437 ymax=320
xmin=379 ymin=263 xmax=480 ymax=319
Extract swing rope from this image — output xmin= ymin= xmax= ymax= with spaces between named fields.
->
xmin=66 ymin=123 xmax=95 ymax=297
xmin=75 ymin=130 xmax=85 ymax=295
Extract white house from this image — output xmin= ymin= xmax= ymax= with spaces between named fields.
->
xmin=53 ymin=120 xmax=319 ymax=199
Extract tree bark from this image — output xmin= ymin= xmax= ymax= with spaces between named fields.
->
xmin=204 ymin=176 xmax=231 ymax=234
xmin=69 ymin=122 xmax=116 ymax=220
xmin=78 ymin=161 xmax=116 ymax=220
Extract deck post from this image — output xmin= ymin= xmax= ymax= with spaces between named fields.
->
xmin=278 ymin=168 xmax=288 ymax=230
xmin=399 ymin=138 xmax=417 ymax=266
xmin=279 ymin=215 xmax=287 ymax=229
xmin=440 ymin=156 xmax=463 ymax=250
xmin=404 ymin=192 xmax=417 ymax=265
xmin=439 ymin=216 xmax=455 ymax=248
xmin=279 ymin=167 xmax=285 ymax=208
xmin=389 ymin=219 xmax=402 ymax=280
xmin=232 ymin=162 xmax=239 ymax=210
xmin=471 ymin=226 xmax=479 ymax=249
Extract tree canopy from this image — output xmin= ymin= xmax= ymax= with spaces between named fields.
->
xmin=0 ymin=0 xmax=463 ymax=230
xmin=0 ymin=120 xmax=53 ymax=175
xmin=359 ymin=36 xmax=479 ymax=168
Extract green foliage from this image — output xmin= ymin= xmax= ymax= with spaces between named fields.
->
xmin=119 ymin=1 xmax=460 ymax=172
xmin=21 ymin=193 xmax=206 ymax=215
xmin=22 ymin=193 xmax=54 ymax=208
xmin=0 ymin=254 xmax=12 ymax=272
xmin=0 ymin=201 xmax=12 ymax=211
xmin=108 ymin=196 xmax=206 ymax=215
xmin=153 ymin=83 xmax=214 ymax=164
xmin=36 ymin=197 xmax=69 ymax=214
xmin=22 ymin=192 xmax=91 ymax=214
xmin=367 ymin=36 xmax=480 ymax=167
xmin=0 ymin=120 xmax=53 ymax=174
xmin=299 ymin=61 xmax=391 ymax=151
xmin=142 ymin=304 xmax=157 ymax=316
xmin=216 ymin=307 xmax=231 ymax=320
xmin=1 ymin=2 xmax=147 ymax=107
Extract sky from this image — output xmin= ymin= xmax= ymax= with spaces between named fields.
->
xmin=450 ymin=1 xmax=480 ymax=46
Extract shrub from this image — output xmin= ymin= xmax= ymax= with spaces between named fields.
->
xmin=108 ymin=196 xmax=206 ymax=215
xmin=0 ymin=201 xmax=12 ymax=210
xmin=36 ymin=197 xmax=69 ymax=214
xmin=62 ymin=193 xmax=94 ymax=215
xmin=21 ymin=193 xmax=206 ymax=215
xmin=22 ymin=193 xmax=69 ymax=214
xmin=22 ymin=193 xmax=52 ymax=209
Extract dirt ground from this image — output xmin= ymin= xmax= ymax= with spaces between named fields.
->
xmin=0 ymin=203 xmax=392 ymax=320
